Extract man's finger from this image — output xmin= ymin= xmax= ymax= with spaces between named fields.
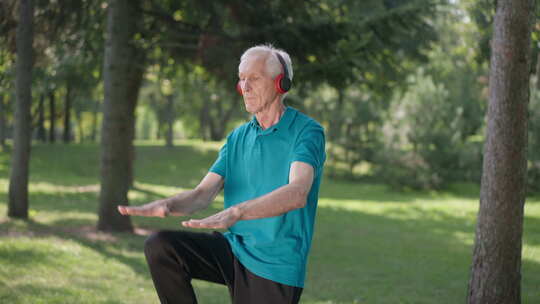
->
xmin=182 ymin=219 xmax=203 ymax=227
xmin=182 ymin=219 xmax=194 ymax=227
xmin=118 ymin=205 xmax=144 ymax=216
xmin=118 ymin=205 xmax=130 ymax=215
xmin=182 ymin=219 xmax=217 ymax=229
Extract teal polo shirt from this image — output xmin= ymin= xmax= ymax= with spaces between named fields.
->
xmin=209 ymin=106 xmax=326 ymax=287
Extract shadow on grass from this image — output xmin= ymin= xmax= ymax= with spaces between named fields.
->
xmin=0 ymin=198 xmax=227 ymax=279
xmin=523 ymin=215 xmax=540 ymax=246
xmin=1 ymin=217 xmax=150 ymax=277
xmin=0 ymin=246 xmax=57 ymax=266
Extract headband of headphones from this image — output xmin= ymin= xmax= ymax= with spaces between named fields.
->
xmin=236 ymin=52 xmax=292 ymax=95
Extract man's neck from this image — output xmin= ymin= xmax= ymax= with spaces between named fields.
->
xmin=255 ymin=101 xmax=286 ymax=130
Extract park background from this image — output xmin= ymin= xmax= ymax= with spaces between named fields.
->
xmin=1 ymin=0 xmax=539 ymax=303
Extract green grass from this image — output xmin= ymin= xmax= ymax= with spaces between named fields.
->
xmin=1 ymin=141 xmax=539 ymax=304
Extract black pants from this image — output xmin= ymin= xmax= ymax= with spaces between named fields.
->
xmin=144 ymin=230 xmax=303 ymax=304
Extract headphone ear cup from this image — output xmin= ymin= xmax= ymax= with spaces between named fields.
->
xmin=236 ymin=82 xmax=243 ymax=96
xmin=280 ymin=77 xmax=291 ymax=93
xmin=275 ymin=74 xmax=291 ymax=94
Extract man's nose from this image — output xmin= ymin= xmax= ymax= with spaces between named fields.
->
xmin=242 ymin=80 xmax=252 ymax=92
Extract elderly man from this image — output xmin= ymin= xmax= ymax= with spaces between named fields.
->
xmin=118 ymin=44 xmax=326 ymax=304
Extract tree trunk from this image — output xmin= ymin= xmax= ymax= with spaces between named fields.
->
xmin=536 ymin=51 xmax=540 ymax=90
xmin=0 ymin=94 xmax=6 ymax=149
xmin=74 ymin=107 xmax=84 ymax=143
xmin=209 ymin=96 xmax=222 ymax=141
xmin=8 ymin=0 xmax=34 ymax=219
xmin=467 ymin=0 xmax=534 ymax=303
xmin=216 ymin=97 xmax=239 ymax=140
xmin=48 ymin=90 xmax=56 ymax=143
xmin=126 ymin=50 xmax=145 ymax=189
xmin=207 ymin=96 xmax=238 ymax=141
xmin=36 ymin=94 xmax=46 ymax=142
xmin=63 ymin=82 xmax=72 ymax=143
xmin=209 ymin=120 xmax=220 ymax=141
xmin=165 ymin=94 xmax=174 ymax=148
xmin=91 ymin=99 xmax=99 ymax=142
xmin=98 ymin=0 xmax=142 ymax=232
xmin=200 ymin=99 xmax=210 ymax=141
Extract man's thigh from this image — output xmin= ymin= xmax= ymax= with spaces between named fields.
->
xmin=232 ymin=258 xmax=303 ymax=304
xmin=147 ymin=230 xmax=235 ymax=285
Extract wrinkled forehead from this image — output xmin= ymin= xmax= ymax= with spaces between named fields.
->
xmin=238 ymin=56 xmax=268 ymax=76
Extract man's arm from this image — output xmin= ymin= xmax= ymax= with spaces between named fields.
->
xmin=182 ymin=161 xmax=314 ymax=229
xmin=117 ymin=172 xmax=224 ymax=217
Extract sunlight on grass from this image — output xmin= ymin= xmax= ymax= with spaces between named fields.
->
xmin=318 ymin=197 xmax=478 ymax=221
xmin=0 ymin=178 xmax=7 ymax=190
xmin=28 ymin=181 xmax=100 ymax=194
xmin=129 ymin=182 xmax=184 ymax=200
xmin=524 ymin=245 xmax=540 ymax=263
xmin=525 ymin=201 xmax=540 ymax=219
xmin=452 ymin=231 xmax=475 ymax=246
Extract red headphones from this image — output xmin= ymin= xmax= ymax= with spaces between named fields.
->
xmin=236 ymin=53 xmax=292 ymax=96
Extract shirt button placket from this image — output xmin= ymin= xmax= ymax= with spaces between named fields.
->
xmin=255 ymin=130 xmax=262 ymax=158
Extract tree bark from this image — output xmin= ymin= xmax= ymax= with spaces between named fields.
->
xmin=98 ymin=0 xmax=142 ymax=232
xmin=8 ymin=0 xmax=34 ymax=219
xmin=467 ymin=0 xmax=534 ymax=303
xmin=536 ymin=51 xmax=540 ymax=90
xmin=125 ymin=50 xmax=145 ymax=189
xmin=63 ymin=82 xmax=72 ymax=143
xmin=48 ymin=90 xmax=56 ymax=143
xmin=0 ymin=94 xmax=6 ymax=149
xmin=36 ymin=94 xmax=46 ymax=142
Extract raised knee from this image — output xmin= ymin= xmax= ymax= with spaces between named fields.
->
xmin=144 ymin=231 xmax=172 ymax=261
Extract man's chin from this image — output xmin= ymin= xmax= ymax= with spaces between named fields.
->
xmin=244 ymin=103 xmax=257 ymax=114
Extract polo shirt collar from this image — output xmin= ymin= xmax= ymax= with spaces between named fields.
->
xmin=249 ymin=106 xmax=296 ymax=132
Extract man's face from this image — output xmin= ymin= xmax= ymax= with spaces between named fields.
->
xmin=238 ymin=57 xmax=280 ymax=114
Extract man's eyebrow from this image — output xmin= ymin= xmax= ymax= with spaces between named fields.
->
xmin=238 ymin=72 xmax=256 ymax=78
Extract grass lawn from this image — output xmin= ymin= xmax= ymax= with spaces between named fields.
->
xmin=1 ymin=141 xmax=539 ymax=304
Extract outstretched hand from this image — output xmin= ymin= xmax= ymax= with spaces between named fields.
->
xmin=117 ymin=202 xmax=169 ymax=218
xmin=182 ymin=207 xmax=241 ymax=229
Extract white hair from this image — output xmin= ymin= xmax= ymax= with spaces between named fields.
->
xmin=239 ymin=44 xmax=294 ymax=95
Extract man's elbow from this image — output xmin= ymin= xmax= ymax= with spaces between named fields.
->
xmin=295 ymin=198 xmax=307 ymax=209
xmin=293 ymin=186 xmax=309 ymax=209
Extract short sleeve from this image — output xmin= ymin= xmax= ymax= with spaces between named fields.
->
xmin=209 ymin=142 xmax=227 ymax=178
xmin=292 ymin=124 xmax=326 ymax=173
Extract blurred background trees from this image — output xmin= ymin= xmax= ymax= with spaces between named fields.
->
xmin=1 ymin=0 xmax=540 ymax=224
